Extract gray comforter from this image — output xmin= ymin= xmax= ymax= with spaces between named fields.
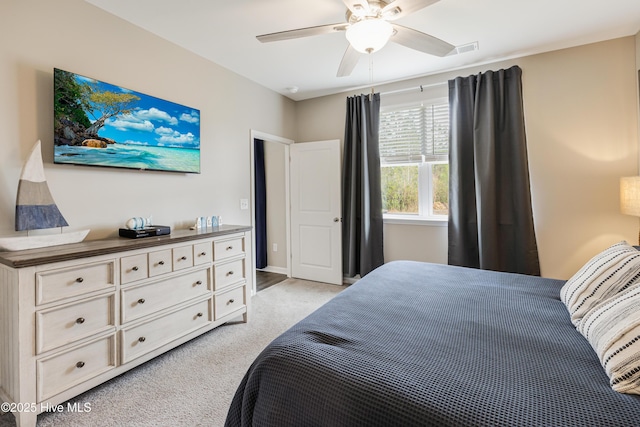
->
xmin=225 ymin=261 xmax=640 ymax=426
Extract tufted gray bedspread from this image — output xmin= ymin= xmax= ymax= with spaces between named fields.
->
xmin=225 ymin=261 xmax=640 ymax=426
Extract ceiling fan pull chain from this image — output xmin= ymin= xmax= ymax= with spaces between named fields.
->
xmin=369 ymin=54 xmax=375 ymax=99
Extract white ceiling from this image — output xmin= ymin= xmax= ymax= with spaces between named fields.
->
xmin=85 ymin=0 xmax=640 ymax=101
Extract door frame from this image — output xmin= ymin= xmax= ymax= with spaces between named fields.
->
xmin=249 ymin=130 xmax=293 ymax=295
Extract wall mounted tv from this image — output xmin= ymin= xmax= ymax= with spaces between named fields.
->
xmin=53 ymin=68 xmax=200 ymax=173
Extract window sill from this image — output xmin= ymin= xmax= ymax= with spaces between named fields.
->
xmin=383 ymin=215 xmax=448 ymax=227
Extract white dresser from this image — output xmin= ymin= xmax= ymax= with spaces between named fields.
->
xmin=0 ymin=225 xmax=252 ymax=427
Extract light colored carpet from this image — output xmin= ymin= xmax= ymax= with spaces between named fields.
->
xmin=0 ymin=278 xmax=344 ymax=427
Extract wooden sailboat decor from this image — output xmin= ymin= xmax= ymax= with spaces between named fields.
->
xmin=0 ymin=140 xmax=89 ymax=251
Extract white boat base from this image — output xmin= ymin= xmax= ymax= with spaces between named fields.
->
xmin=0 ymin=229 xmax=90 ymax=251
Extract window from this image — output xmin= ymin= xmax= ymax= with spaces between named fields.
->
xmin=379 ymin=101 xmax=449 ymax=220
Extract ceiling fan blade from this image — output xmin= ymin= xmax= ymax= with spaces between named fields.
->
xmin=391 ymin=24 xmax=454 ymax=56
xmin=342 ymin=0 xmax=371 ymax=17
xmin=257 ymin=23 xmax=347 ymax=43
xmin=382 ymin=0 xmax=440 ymax=20
xmin=337 ymin=45 xmax=360 ymax=77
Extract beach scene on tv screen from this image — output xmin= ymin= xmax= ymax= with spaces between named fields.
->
xmin=53 ymin=68 xmax=200 ymax=173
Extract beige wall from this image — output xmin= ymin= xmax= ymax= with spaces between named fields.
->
xmin=263 ymin=142 xmax=288 ymax=270
xmin=637 ymin=31 xmax=640 ymax=170
xmin=0 ymin=0 xmax=296 ymax=239
xmin=637 ymin=31 xmax=640 ymax=71
xmin=296 ymin=37 xmax=640 ymax=280
xmin=2 ymin=1 xmax=638 ymax=281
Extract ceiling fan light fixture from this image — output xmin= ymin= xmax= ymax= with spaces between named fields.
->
xmin=345 ymin=18 xmax=393 ymax=54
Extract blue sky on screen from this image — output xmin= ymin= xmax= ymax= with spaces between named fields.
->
xmin=75 ymin=74 xmax=200 ymax=149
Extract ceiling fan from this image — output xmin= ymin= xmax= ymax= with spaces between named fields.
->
xmin=256 ymin=0 xmax=455 ymax=77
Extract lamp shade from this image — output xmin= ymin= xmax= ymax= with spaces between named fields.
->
xmin=620 ymin=176 xmax=640 ymax=216
xmin=345 ymin=19 xmax=393 ymax=54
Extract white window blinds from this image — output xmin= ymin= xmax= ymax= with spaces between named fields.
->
xmin=379 ymin=102 xmax=449 ymax=164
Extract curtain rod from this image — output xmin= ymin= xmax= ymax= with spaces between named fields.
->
xmin=379 ymin=81 xmax=447 ymax=96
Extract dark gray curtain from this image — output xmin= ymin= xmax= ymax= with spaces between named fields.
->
xmin=448 ymin=65 xmax=540 ymax=276
xmin=254 ymin=138 xmax=267 ymax=269
xmin=342 ymin=93 xmax=384 ymax=277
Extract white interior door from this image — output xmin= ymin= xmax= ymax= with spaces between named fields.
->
xmin=290 ymin=140 xmax=342 ymax=285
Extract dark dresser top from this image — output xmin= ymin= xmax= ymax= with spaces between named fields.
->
xmin=0 ymin=225 xmax=251 ymax=268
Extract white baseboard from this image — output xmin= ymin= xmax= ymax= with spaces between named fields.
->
xmin=257 ymin=265 xmax=289 ymax=276
xmin=342 ymin=275 xmax=360 ymax=285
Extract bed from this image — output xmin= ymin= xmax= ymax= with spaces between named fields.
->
xmin=225 ymin=259 xmax=640 ymax=426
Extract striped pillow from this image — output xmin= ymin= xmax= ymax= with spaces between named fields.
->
xmin=560 ymin=241 xmax=640 ymax=326
xmin=578 ymin=286 xmax=640 ymax=394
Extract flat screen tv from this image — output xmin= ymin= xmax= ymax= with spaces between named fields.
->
xmin=53 ymin=68 xmax=200 ymax=173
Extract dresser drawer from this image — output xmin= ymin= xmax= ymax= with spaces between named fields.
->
xmin=121 ymin=254 xmax=148 ymax=284
xmin=121 ymin=298 xmax=211 ymax=363
xmin=121 ymin=268 xmax=210 ymax=323
xmin=172 ymin=245 xmax=194 ymax=271
xmin=215 ymin=286 xmax=246 ymax=320
xmin=36 ymin=294 xmax=116 ymax=354
xmin=36 ymin=261 xmax=116 ymax=305
xmin=193 ymin=241 xmax=213 ymax=266
xmin=37 ymin=334 xmax=116 ymax=401
xmin=149 ymin=249 xmax=172 ymax=277
xmin=213 ymin=258 xmax=245 ymax=291
xmin=213 ymin=236 xmax=245 ymax=261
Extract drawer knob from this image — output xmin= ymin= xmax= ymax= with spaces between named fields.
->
xmin=226 ymin=246 xmax=233 ymax=251
xmin=138 ymin=337 xmax=146 ymax=342
xmin=195 ymin=280 xmax=202 ymax=286
xmin=76 ymin=277 xmax=84 ymax=283
xmin=227 ymin=271 xmax=234 ymax=276
xmin=197 ymin=312 xmax=203 ymax=317
xmin=138 ymin=298 xmax=146 ymax=304
xmin=180 ymin=256 xmax=187 ymax=261
xmin=228 ymin=299 xmax=235 ymax=304
xmin=132 ymin=266 xmax=139 ymax=272
xmin=199 ymin=251 xmax=207 ymax=256
xmin=76 ymin=317 xmax=85 ymax=324
xmin=158 ymin=260 xmax=165 ymax=265
xmin=76 ymin=361 xmax=85 ymax=368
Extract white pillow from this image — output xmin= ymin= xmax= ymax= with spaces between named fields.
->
xmin=578 ymin=286 xmax=640 ymax=394
xmin=560 ymin=241 xmax=640 ymax=326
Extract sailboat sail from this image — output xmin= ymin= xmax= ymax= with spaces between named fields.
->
xmin=15 ymin=140 xmax=69 ymax=231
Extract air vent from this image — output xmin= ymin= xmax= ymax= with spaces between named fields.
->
xmin=454 ymin=41 xmax=479 ymax=55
